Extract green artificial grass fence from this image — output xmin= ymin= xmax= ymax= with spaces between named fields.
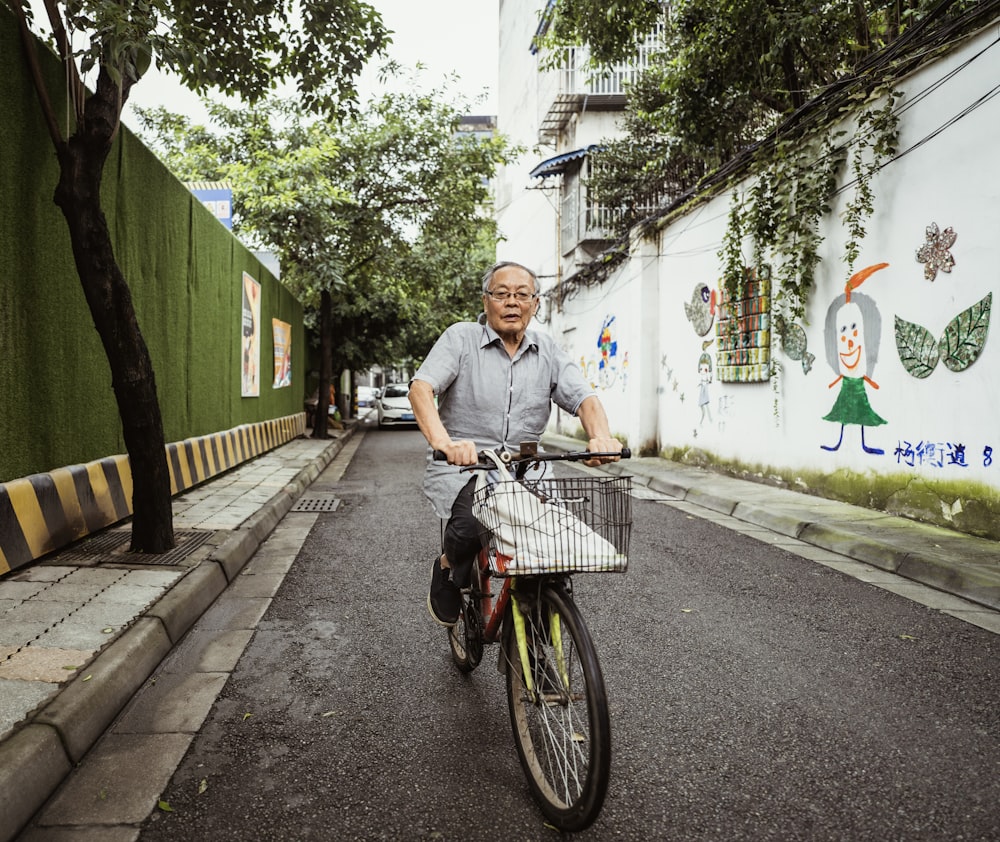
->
xmin=0 ymin=11 xmax=305 ymax=482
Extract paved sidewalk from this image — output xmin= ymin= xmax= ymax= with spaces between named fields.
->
xmin=0 ymin=426 xmax=355 ymax=842
xmin=2 ymin=425 xmax=998 ymax=841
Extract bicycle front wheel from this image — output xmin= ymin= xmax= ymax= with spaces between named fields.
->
xmin=504 ymin=581 xmax=611 ymax=832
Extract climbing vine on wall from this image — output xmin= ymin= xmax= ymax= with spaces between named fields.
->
xmin=718 ymin=87 xmax=900 ymax=357
xmin=842 ymin=92 xmax=902 ymax=274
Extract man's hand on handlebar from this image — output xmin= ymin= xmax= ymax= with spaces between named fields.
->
xmin=585 ymin=435 xmax=623 ymax=467
xmin=436 ymin=439 xmax=479 ymax=466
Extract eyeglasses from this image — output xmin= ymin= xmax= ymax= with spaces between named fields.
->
xmin=485 ymin=289 xmax=538 ymax=303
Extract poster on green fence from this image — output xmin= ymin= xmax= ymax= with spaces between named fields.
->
xmin=241 ymin=272 xmax=261 ymax=397
xmin=273 ymin=318 xmax=292 ymax=388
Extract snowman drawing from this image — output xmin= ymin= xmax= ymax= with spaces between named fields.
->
xmin=821 ymin=263 xmax=889 ymax=455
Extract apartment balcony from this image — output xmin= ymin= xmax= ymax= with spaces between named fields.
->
xmin=536 ymin=29 xmax=662 ymax=144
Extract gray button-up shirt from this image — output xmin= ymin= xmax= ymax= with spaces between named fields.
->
xmin=412 ymin=317 xmax=594 ymax=518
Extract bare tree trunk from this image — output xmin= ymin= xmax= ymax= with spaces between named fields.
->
xmin=52 ymin=71 xmax=174 ymax=553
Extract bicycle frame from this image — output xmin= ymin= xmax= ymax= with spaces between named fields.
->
xmin=466 ymin=547 xmax=572 ymax=703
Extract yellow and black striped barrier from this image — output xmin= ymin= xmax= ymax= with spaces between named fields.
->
xmin=0 ymin=413 xmax=306 ymax=576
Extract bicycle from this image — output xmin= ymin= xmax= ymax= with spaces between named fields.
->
xmin=434 ymin=443 xmax=632 ymax=832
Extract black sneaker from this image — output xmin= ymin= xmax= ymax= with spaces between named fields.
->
xmin=428 ymin=558 xmax=461 ymax=627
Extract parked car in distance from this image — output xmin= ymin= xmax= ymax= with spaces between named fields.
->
xmin=377 ymin=383 xmax=416 ymax=427
xmin=356 ymin=385 xmax=378 ymax=408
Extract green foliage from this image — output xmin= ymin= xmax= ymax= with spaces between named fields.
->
xmin=136 ymin=83 xmax=519 ymax=375
xmin=572 ymin=1 xmax=982 ymax=305
xmin=13 ymin=1 xmax=391 ymax=127
xmin=717 ymin=96 xmax=899 ymax=336
xmin=8 ymin=0 xmax=392 ymax=546
xmin=842 ymin=92 xmax=901 ymax=273
xmin=537 ymin=0 xmax=664 ymax=66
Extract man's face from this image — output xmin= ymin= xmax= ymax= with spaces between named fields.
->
xmin=482 ymin=265 xmax=538 ymax=339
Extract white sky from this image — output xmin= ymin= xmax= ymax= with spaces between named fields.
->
xmin=120 ymin=0 xmax=499 ymax=128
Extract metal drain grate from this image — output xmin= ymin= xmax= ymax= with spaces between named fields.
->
xmin=59 ymin=530 xmax=131 ymax=557
xmin=291 ymin=496 xmax=342 ymax=512
xmin=56 ymin=529 xmax=215 ymax=566
xmin=136 ymin=531 xmax=216 ymax=565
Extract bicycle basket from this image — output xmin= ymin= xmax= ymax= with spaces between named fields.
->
xmin=472 ymin=474 xmax=632 ymax=576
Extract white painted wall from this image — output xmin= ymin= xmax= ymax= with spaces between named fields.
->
xmin=496 ymin=0 xmax=554 ymax=278
xmin=499 ymin=4 xmax=1000 ymax=500
xmin=639 ymin=20 xmax=1000 ymax=492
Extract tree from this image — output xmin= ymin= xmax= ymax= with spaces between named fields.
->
xmin=542 ymin=0 xmax=983 ymax=231
xmin=6 ymin=0 xmax=389 ymax=551
xmin=136 ymin=84 xmax=516 ymax=435
xmin=536 ymin=0 xmax=664 ymax=66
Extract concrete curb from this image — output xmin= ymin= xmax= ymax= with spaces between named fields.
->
xmin=0 ymin=430 xmax=352 ymax=842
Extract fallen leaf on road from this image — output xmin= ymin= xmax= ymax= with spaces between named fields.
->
xmin=82 ymin=675 xmax=93 ymax=681
xmin=243 ymin=712 xmax=253 ymax=721
xmin=157 ymin=800 xmax=174 ymax=812
xmin=321 ymin=711 xmax=337 ymax=717
xmin=899 ymin=634 xmax=918 ymax=641
xmin=681 ymin=608 xmax=694 ymax=613
xmin=102 ymin=627 xmax=114 ymax=634
xmin=198 ymin=779 xmax=208 ymax=795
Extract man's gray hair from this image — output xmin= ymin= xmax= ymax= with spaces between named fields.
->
xmin=481 ymin=261 xmax=538 ymax=294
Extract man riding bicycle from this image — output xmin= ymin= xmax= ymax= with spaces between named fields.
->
xmin=409 ymin=261 xmax=622 ymax=627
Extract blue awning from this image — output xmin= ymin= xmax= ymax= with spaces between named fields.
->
xmin=529 ymin=145 xmax=600 ymax=179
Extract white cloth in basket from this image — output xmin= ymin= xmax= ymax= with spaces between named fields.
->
xmin=471 ymin=454 xmax=625 ymax=573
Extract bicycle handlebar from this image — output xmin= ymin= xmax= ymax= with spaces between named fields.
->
xmin=432 ymin=447 xmax=631 ymax=465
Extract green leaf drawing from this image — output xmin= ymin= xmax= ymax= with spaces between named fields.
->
xmin=939 ymin=292 xmax=991 ymax=372
xmin=895 ymin=315 xmax=939 ymax=378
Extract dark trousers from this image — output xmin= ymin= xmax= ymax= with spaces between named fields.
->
xmin=442 ymin=477 xmax=481 ymax=588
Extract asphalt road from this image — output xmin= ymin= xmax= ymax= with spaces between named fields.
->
xmin=132 ymin=426 xmax=999 ymax=842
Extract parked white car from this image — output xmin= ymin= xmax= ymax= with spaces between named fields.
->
xmin=376 ymin=383 xmax=416 ymax=427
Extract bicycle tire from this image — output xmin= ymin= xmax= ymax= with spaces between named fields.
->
xmin=448 ymin=597 xmax=482 ymax=672
xmin=504 ymin=582 xmax=611 ymax=832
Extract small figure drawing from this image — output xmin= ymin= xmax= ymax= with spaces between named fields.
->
xmin=821 ymin=262 xmax=889 ymax=455
xmin=595 ymin=315 xmax=619 ymax=389
xmin=598 ymin=315 xmax=616 ymax=365
xmin=697 ymin=351 xmax=712 ymax=425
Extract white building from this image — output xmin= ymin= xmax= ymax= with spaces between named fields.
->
xmin=495 ymin=2 xmax=1000 ymax=538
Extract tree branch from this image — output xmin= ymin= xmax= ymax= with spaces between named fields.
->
xmin=41 ymin=0 xmax=86 ymax=126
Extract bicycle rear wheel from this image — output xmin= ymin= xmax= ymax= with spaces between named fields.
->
xmin=504 ymin=581 xmax=611 ymax=832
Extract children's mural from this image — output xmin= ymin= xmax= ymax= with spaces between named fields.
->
xmin=715 ymin=266 xmax=771 ymax=383
xmin=684 ymin=282 xmax=716 ymax=336
xmin=580 ymin=314 xmax=627 ymax=391
xmin=697 ymin=348 xmax=712 ymax=426
xmin=915 ymin=222 xmax=957 ymax=281
xmin=821 ymin=262 xmax=889 ymax=455
xmin=894 ymin=223 xmax=989 ymax=379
